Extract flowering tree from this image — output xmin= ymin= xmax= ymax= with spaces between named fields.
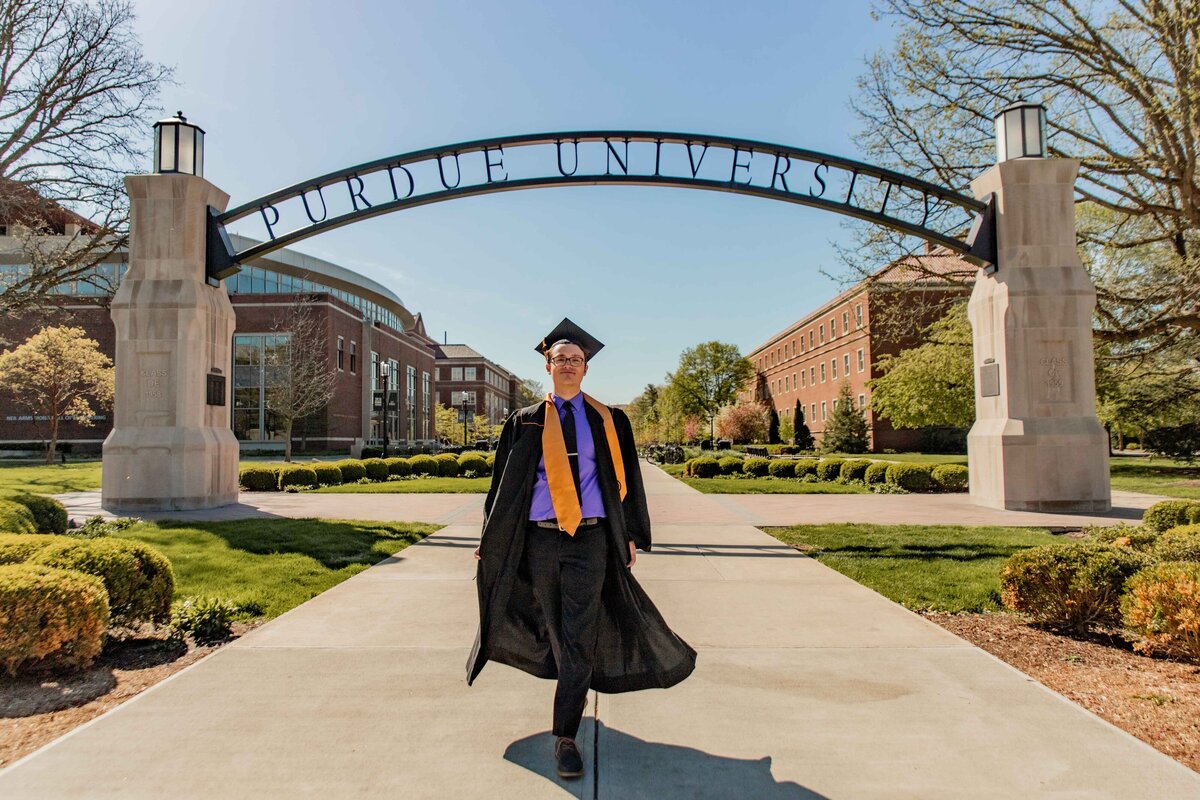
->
xmin=715 ymin=403 xmax=769 ymax=444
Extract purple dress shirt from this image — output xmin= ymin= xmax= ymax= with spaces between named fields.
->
xmin=529 ymin=393 xmax=606 ymax=522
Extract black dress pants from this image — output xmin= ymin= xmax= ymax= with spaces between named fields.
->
xmin=523 ymin=520 xmax=608 ymax=739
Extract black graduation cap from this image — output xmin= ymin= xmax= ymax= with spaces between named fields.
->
xmin=535 ymin=317 xmax=605 ymax=361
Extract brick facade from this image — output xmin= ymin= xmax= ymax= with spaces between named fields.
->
xmin=432 ymin=344 xmax=520 ymax=427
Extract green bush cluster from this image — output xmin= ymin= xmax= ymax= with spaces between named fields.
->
xmin=1000 ymin=542 xmax=1148 ymax=629
xmin=675 ymin=455 xmax=964 ymax=493
xmin=334 ymin=459 xmax=367 ymax=482
xmin=1121 ymin=561 xmax=1200 ymax=661
xmin=838 ymin=459 xmax=872 ymax=483
xmin=931 ymin=464 xmax=969 ymax=492
xmin=863 ymin=462 xmax=890 ymax=485
xmin=742 ymin=458 xmax=771 ymax=477
xmin=686 ymin=456 xmax=720 ymax=478
xmin=1084 ymin=524 xmax=1160 ymax=551
xmin=0 ymin=499 xmax=38 ymax=534
xmin=3 ymin=494 xmax=68 ymax=534
xmin=458 ymin=453 xmax=489 ymax=477
xmin=815 ymin=459 xmax=844 ymax=482
xmin=1142 ymin=500 xmax=1200 ymax=532
xmin=886 ymin=463 xmax=934 ymax=492
xmin=278 ymin=465 xmax=318 ymax=490
xmin=385 ymin=457 xmax=412 ymax=477
xmin=767 ymin=459 xmax=796 ymax=478
xmin=0 ymin=564 xmax=109 ymax=676
xmin=1154 ymin=526 xmax=1200 ymax=563
xmin=239 ymin=466 xmax=280 ymax=492
xmin=27 ymin=537 xmax=174 ymax=625
xmin=409 ymin=455 xmax=438 ymax=476
xmin=794 ymin=459 xmax=819 ymax=479
xmin=170 ymin=596 xmax=238 ymax=643
xmin=434 ymin=453 xmax=460 ymax=477
xmin=717 ymin=456 xmax=744 ymax=475
xmin=361 ymin=458 xmax=390 ymax=482
xmin=313 ymin=463 xmax=343 ymax=485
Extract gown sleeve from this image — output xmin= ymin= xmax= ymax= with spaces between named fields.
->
xmin=483 ymin=411 xmax=519 ymax=522
xmin=613 ymin=408 xmax=652 ymax=552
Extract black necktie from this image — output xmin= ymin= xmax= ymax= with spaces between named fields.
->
xmin=561 ymin=402 xmax=583 ymax=503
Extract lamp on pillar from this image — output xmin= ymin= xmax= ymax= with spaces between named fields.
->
xmin=153 ymin=111 xmax=205 ymax=176
xmin=994 ymin=100 xmax=1047 ymax=162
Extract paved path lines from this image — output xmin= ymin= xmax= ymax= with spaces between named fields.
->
xmin=3 ymin=466 xmax=1194 ymax=797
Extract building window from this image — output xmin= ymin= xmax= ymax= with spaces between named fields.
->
xmin=829 ymin=318 xmax=836 ymax=339
xmin=423 ymin=371 xmax=431 ymax=439
xmin=856 ymin=304 xmax=863 ymax=329
xmin=821 ymin=401 xmax=827 ymax=421
xmin=451 ymin=367 xmax=463 ymax=381
xmin=465 ymin=366 xmax=477 ymax=380
xmin=785 ymin=376 xmax=790 ymax=392
xmin=844 ymin=353 xmax=850 ymax=375
xmin=336 ymin=337 xmax=344 ymax=371
xmin=350 ymin=341 xmax=357 ymax=374
xmin=231 ymin=333 xmax=292 ymax=442
xmin=858 ymin=348 xmax=865 ymax=372
xmin=811 ymin=402 xmax=816 ymax=421
xmin=819 ymin=325 xmax=825 ymax=344
xmin=859 ymin=393 xmax=866 ymax=410
xmin=809 ymin=330 xmax=814 ymax=348
xmin=801 ymin=370 xmax=806 ymax=388
xmin=370 ymin=352 xmax=379 ymax=391
xmin=820 ymin=363 xmax=826 ymax=382
xmin=810 ymin=366 xmax=815 ymax=385
xmin=842 ymin=311 xmax=849 ymax=334
xmin=407 ymin=365 xmax=416 ymax=442
xmin=831 ymin=358 xmax=837 ymax=379
xmin=792 ymin=372 xmax=797 ymax=391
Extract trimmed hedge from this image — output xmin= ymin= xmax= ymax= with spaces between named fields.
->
xmin=362 ymin=458 xmax=390 ymax=482
xmin=434 ymin=453 xmax=460 ymax=477
xmin=28 ymin=537 xmax=174 ymax=624
xmin=1143 ymin=500 xmax=1200 ymax=532
xmin=932 ymin=464 xmax=969 ymax=492
xmin=239 ymin=466 xmax=280 ymax=492
xmin=1085 ymin=524 xmax=1159 ymax=551
xmin=1121 ymin=561 xmax=1200 ymax=661
xmin=458 ymin=454 xmax=489 ymax=477
xmin=1000 ymin=543 xmax=1148 ymax=629
xmin=0 ymin=533 xmax=64 ymax=565
xmin=767 ymin=459 xmax=796 ymax=478
xmin=743 ymin=458 xmax=771 ymax=477
xmin=409 ymin=455 xmax=438 ymax=476
xmin=1155 ymin=526 xmax=1200 ymax=563
xmin=335 ymin=459 xmax=367 ymax=482
xmin=815 ymin=459 xmax=845 ymax=482
xmin=0 ymin=564 xmax=110 ymax=676
xmin=838 ymin=459 xmax=872 ymax=483
xmin=886 ymin=463 xmax=934 ymax=492
xmin=4 ymin=494 xmax=68 ymax=534
xmin=793 ymin=459 xmax=819 ymax=479
xmin=313 ymin=463 xmax=343 ymax=485
xmin=864 ymin=462 xmax=891 ymax=485
xmin=0 ymin=499 xmax=38 ymax=534
xmin=278 ymin=465 xmax=318 ymax=489
xmin=688 ymin=457 xmax=720 ymax=478
xmin=485 ymin=454 xmax=496 ymax=469
xmin=385 ymin=457 xmax=412 ymax=477
xmin=717 ymin=456 xmax=744 ymax=475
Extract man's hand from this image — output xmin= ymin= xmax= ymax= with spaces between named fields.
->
xmin=628 ymin=541 xmax=637 ymax=567
xmin=474 ymin=546 xmax=481 ymax=560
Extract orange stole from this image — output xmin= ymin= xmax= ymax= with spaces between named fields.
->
xmin=541 ymin=392 xmax=627 ymax=534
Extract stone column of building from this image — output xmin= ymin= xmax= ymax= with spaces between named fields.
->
xmin=967 ymin=159 xmax=1111 ymax=512
xmin=101 ymin=175 xmax=238 ymax=511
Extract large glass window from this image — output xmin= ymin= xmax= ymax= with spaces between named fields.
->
xmin=465 ymin=366 xmax=477 ymax=380
xmin=232 ymin=333 xmax=291 ymax=442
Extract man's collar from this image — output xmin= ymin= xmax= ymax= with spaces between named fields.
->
xmin=551 ymin=392 xmax=584 ymax=411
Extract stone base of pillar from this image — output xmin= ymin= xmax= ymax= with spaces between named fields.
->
xmin=968 ymin=417 xmax=1111 ymax=512
xmin=101 ymin=426 xmax=239 ymax=511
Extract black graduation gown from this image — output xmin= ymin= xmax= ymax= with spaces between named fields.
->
xmin=466 ymin=400 xmax=697 ymax=693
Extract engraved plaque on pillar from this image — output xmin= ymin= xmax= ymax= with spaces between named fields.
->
xmin=979 ymin=363 xmax=1000 ymax=397
xmin=136 ymin=352 xmax=172 ymax=425
xmin=1037 ymin=350 xmax=1074 ymax=404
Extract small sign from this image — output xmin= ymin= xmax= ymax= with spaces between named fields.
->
xmin=206 ymin=374 xmax=226 ymax=406
xmin=979 ymin=363 xmax=1000 ymax=398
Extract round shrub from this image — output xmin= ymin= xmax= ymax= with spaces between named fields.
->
xmin=1121 ymin=561 xmax=1200 ymax=661
xmin=434 ymin=453 xmax=460 ymax=477
xmin=1084 ymin=524 xmax=1158 ymax=551
xmin=29 ymin=537 xmax=174 ymax=625
xmin=0 ymin=499 xmax=37 ymax=534
xmin=1154 ymin=526 xmax=1200 ymax=563
xmin=932 ymin=464 xmax=969 ymax=492
xmin=278 ymin=465 xmax=318 ymax=490
xmin=717 ymin=456 xmax=744 ymax=475
xmin=1000 ymin=542 xmax=1148 ymax=629
xmin=1143 ymin=500 xmax=1200 ymax=532
xmin=313 ymin=463 xmax=343 ymax=486
xmin=689 ymin=457 xmax=720 ymax=478
xmin=4 ymin=494 xmax=68 ymax=534
xmin=838 ymin=459 xmax=872 ymax=483
xmin=385 ymin=457 xmax=412 ymax=477
xmin=0 ymin=533 xmax=62 ymax=565
xmin=334 ymin=459 xmax=367 ymax=482
xmin=0 ymin=564 xmax=109 ymax=676
xmin=239 ymin=466 xmax=281 ymax=492
xmin=171 ymin=596 xmax=237 ymax=644
xmin=409 ymin=455 xmax=438 ymax=476
xmin=815 ymin=459 xmax=845 ymax=482
xmin=458 ymin=454 xmax=489 ymax=477
xmin=742 ymin=458 xmax=771 ymax=477
xmin=767 ymin=459 xmax=796 ymax=478
xmin=1188 ymin=504 xmax=1200 ymax=525
xmin=485 ymin=454 xmax=496 ymax=469
xmin=864 ymin=462 xmax=891 ymax=486
xmin=793 ymin=459 xmax=819 ymax=479
xmin=361 ymin=458 xmax=390 ymax=482
xmin=886 ymin=463 xmax=934 ymax=492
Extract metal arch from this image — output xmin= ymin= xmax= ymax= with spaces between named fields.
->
xmin=208 ymin=131 xmax=996 ymax=277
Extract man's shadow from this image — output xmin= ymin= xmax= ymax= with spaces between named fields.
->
xmin=504 ymin=722 xmax=828 ymax=798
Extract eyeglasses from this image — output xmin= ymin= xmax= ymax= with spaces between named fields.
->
xmin=549 ymin=356 xmax=585 ymax=367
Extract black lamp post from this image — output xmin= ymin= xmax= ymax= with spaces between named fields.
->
xmin=995 ymin=99 xmax=1047 ymax=162
xmin=379 ymin=362 xmax=391 ymax=457
xmin=460 ymin=396 xmax=471 ymax=448
xmin=153 ymin=111 xmax=205 ymax=176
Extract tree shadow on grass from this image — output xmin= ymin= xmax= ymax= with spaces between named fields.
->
xmin=505 ymin=724 xmax=828 ymax=799
xmin=802 ymin=543 xmax=1034 ymax=562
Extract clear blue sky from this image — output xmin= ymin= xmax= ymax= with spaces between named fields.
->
xmin=132 ymin=0 xmax=897 ymax=403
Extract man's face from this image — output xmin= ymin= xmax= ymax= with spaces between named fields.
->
xmin=546 ymin=343 xmax=588 ymax=392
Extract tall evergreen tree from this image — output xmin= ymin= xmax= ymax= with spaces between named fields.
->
xmin=767 ymin=408 xmax=780 ymax=444
xmin=793 ymin=400 xmax=814 ymax=450
xmin=821 ymin=383 xmax=869 ymax=454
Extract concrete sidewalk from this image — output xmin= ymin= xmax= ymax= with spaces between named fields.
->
xmin=3 ymin=467 xmax=1195 ymax=797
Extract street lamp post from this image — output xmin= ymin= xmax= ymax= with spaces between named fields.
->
xmin=461 ymin=397 xmax=470 ymax=448
xmin=379 ymin=362 xmax=390 ymax=458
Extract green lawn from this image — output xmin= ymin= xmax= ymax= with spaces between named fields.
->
xmin=310 ymin=477 xmax=490 ymax=493
xmin=1109 ymin=456 xmax=1200 ymax=499
xmin=118 ymin=517 xmax=437 ymax=618
xmin=764 ymin=523 xmax=1060 ymax=612
xmin=0 ymin=460 xmax=103 ymax=494
xmin=677 ymin=477 xmax=869 ymax=494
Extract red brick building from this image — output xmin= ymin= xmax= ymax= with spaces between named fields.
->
xmin=431 ymin=344 xmax=519 ymax=427
xmin=742 ymin=249 xmax=973 ymax=451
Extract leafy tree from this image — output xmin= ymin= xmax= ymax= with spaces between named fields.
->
xmin=852 ymin=0 xmax=1200 ymax=356
xmin=778 ymin=414 xmax=794 ymax=445
xmin=0 ymin=326 xmax=113 ymax=462
xmin=468 ymin=414 xmax=492 ymax=444
xmin=669 ymin=341 xmax=754 ymax=442
xmin=516 ymin=377 xmax=544 ymax=408
xmin=0 ymin=0 xmax=171 ymax=315
xmin=793 ymin=400 xmax=815 ymax=450
xmin=767 ymin=408 xmax=780 ymax=444
xmin=822 ymin=383 xmax=870 ymax=454
xmin=434 ymin=404 xmax=461 ymax=446
xmin=263 ymin=305 xmax=336 ymax=462
xmin=868 ymin=303 xmax=975 ymax=429
xmin=715 ymin=402 xmax=769 ymax=444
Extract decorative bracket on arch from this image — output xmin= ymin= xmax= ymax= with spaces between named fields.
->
xmin=204 ymin=131 xmax=997 ymax=281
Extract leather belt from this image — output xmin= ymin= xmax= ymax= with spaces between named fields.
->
xmin=533 ymin=517 xmax=601 ymax=530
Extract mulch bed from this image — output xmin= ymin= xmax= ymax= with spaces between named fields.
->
xmin=923 ymin=611 xmax=1200 ymax=773
xmin=0 ymin=622 xmax=257 ymax=769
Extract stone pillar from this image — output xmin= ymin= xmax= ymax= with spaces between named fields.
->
xmin=101 ymin=174 xmax=239 ymax=511
xmin=967 ymin=159 xmax=1111 ymax=512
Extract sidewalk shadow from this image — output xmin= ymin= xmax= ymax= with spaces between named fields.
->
xmin=504 ymin=723 xmax=827 ymax=798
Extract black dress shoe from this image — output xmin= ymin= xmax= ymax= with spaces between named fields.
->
xmin=555 ymin=736 xmax=584 ymax=779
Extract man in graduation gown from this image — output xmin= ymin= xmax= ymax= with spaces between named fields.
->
xmin=468 ymin=318 xmax=696 ymax=779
